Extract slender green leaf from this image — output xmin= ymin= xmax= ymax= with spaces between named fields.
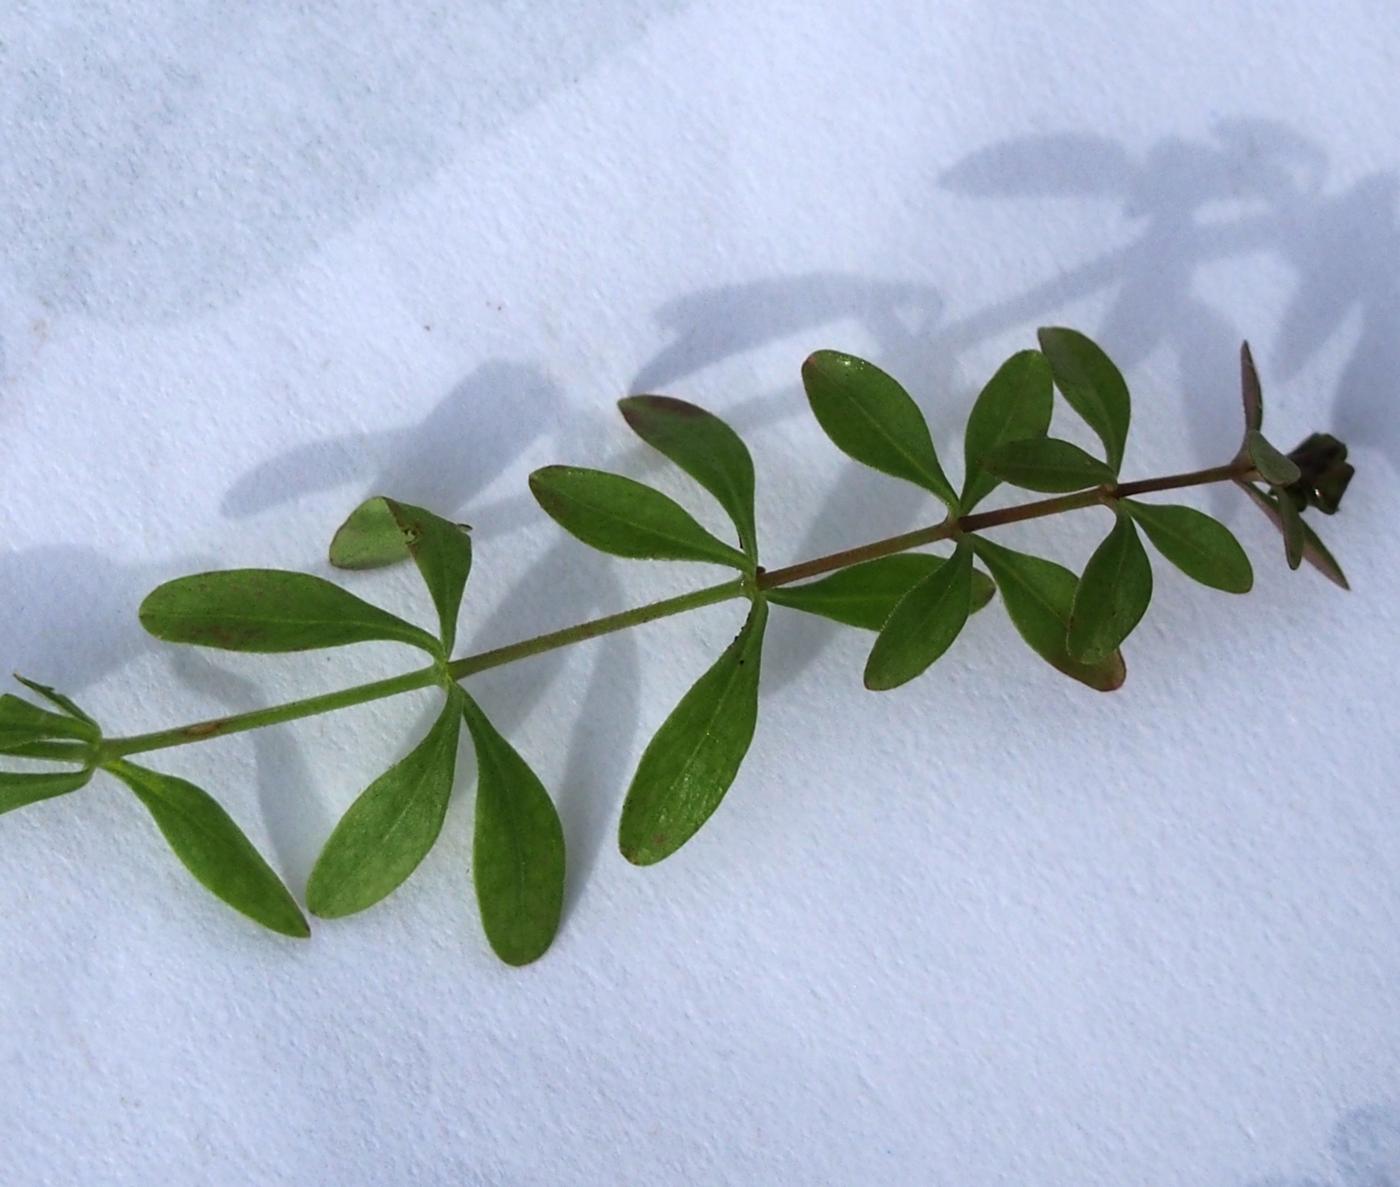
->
xmin=864 ymin=542 xmax=974 ymax=691
xmin=971 ymin=536 xmax=1126 ymax=691
xmin=1122 ymin=500 xmax=1253 ymax=593
xmin=1 ymin=767 xmax=91 ymax=816
xmin=1247 ymin=429 xmax=1302 ymax=486
xmin=1277 ymin=488 xmax=1306 ymax=570
xmin=1298 ymin=517 xmax=1347 ymax=586
xmin=307 ymin=694 xmax=463 ymax=918
xmin=981 ymin=437 xmax=1117 ymax=493
xmin=140 ymin=569 xmax=439 ymax=654
xmin=619 ymin=395 xmax=758 ymax=561
xmin=1037 ymin=327 xmax=1132 ymax=473
xmin=329 ymin=496 xmax=413 ymax=570
xmin=0 ymin=740 xmax=92 ymax=763
xmin=105 ymin=760 xmax=308 ymax=937
xmin=767 ymin=554 xmax=994 ymax=631
xmin=1068 ymin=512 xmax=1154 ymax=662
xmin=801 ymin=350 xmax=958 ymax=509
xmin=386 ymin=499 xmax=472 ymax=653
xmin=1240 ymin=341 xmax=1264 ymax=432
xmin=462 ymin=694 xmax=565 ymax=967
xmin=1236 ymin=481 xmax=1349 ymax=588
xmin=13 ymin=675 xmax=97 ymax=727
xmin=961 ymin=349 xmax=1055 ymax=510
xmin=0 ymin=694 xmax=98 ymax=749
xmin=619 ymin=599 xmax=767 ymax=865
xmin=530 ymin=466 xmax=750 ymax=569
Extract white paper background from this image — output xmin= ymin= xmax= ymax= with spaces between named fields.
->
xmin=2 ymin=3 xmax=1397 ymax=1184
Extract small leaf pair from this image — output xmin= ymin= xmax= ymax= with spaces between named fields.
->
xmin=1234 ymin=343 xmax=1350 ymax=587
xmin=531 ymin=395 xmax=758 ymax=572
xmin=306 ymin=686 xmax=563 ymax=966
xmin=0 ymin=676 xmax=308 ymax=936
xmin=0 ymin=678 xmax=101 ymax=815
xmin=769 ymin=552 xmax=999 ymax=691
xmin=141 ymin=500 xmax=471 ymax=661
xmin=1063 ymin=498 xmax=1255 ymax=666
xmin=972 ymin=329 xmax=1129 ymax=497
xmin=533 ymin=396 xmax=768 ymax=868
xmin=315 ymin=497 xmax=564 ymax=964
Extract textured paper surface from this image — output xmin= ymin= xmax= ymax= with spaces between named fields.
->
xmin=2 ymin=3 xmax=1397 ymax=1183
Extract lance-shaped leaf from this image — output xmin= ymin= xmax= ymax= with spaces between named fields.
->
xmin=1 ymin=767 xmax=92 ymax=816
xmin=1122 ymin=500 xmax=1253 ymax=593
xmin=981 ymin=437 xmax=1117 ymax=493
xmin=462 ymin=694 xmax=565 ymax=967
xmin=331 ymin=497 xmax=473 ymax=652
xmin=13 ymin=675 xmax=98 ymax=728
xmin=864 ymin=542 xmax=974 ymax=691
xmin=1236 ymin=481 xmax=1348 ymax=588
xmin=140 ymin=569 xmax=439 ymax=654
xmin=1068 ymin=511 xmax=1154 ymax=662
xmin=307 ymin=694 xmax=463 ymax=918
xmin=0 ymin=694 xmax=99 ymax=749
xmin=530 ymin=466 xmax=750 ymax=569
xmin=801 ymin=350 xmax=958 ymax=509
xmin=1240 ymin=341 xmax=1264 ymax=432
xmin=1247 ymin=429 xmax=1302 ymax=486
xmin=971 ymin=536 xmax=1126 ymax=691
xmin=767 ymin=554 xmax=995 ymax=631
xmin=619 ymin=599 xmax=767 ymax=865
xmin=1037 ymin=327 xmax=1131 ymax=473
xmin=619 ymin=396 xmax=758 ymax=562
xmin=105 ymin=760 xmax=308 ymax=938
xmin=961 ymin=349 xmax=1054 ymax=510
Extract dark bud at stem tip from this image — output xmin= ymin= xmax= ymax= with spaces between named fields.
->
xmin=1285 ymin=433 xmax=1354 ymax=515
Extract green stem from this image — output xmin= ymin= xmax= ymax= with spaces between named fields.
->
xmin=96 ymin=461 xmax=1248 ymax=760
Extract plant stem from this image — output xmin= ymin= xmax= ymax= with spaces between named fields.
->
xmin=96 ymin=461 xmax=1249 ymax=760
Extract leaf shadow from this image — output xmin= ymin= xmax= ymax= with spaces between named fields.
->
xmin=454 ymin=535 xmax=640 ymax=920
xmin=1242 ymin=1100 xmax=1400 ymax=1187
xmin=939 ymin=119 xmax=1397 ymax=491
xmin=167 ymin=651 xmax=333 ymax=892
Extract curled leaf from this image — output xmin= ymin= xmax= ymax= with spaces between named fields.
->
xmin=619 ymin=599 xmax=767 ymax=865
xmin=330 ymin=497 xmax=473 ymax=652
xmin=329 ymin=497 xmax=413 ymax=570
xmin=530 ymin=466 xmax=749 ymax=569
xmin=140 ymin=569 xmax=439 ymax=655
xmin=802 ymin=350 xmax=958 ymax=509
